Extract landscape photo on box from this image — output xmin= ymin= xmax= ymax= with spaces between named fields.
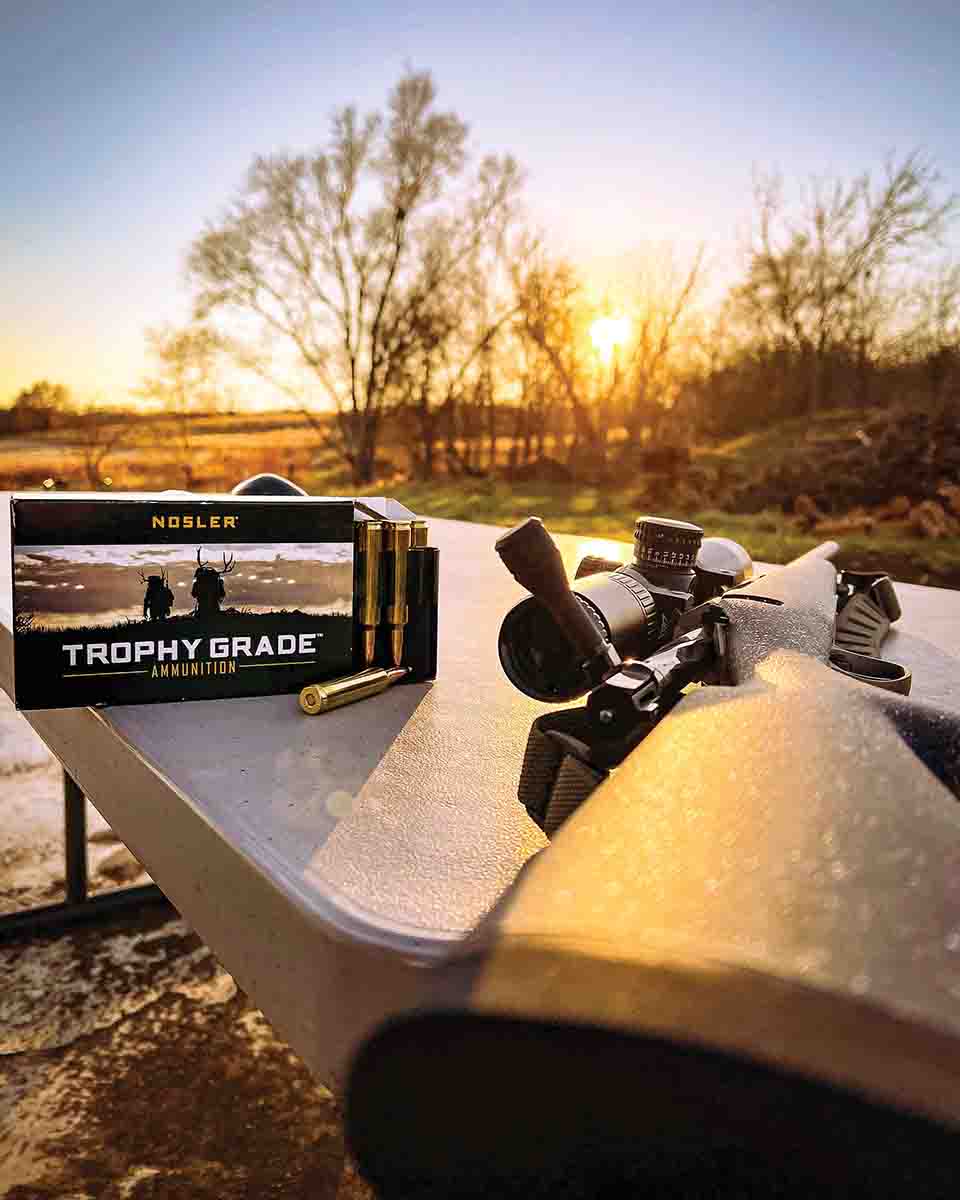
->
xmin=12 ymin=535 xmax=354 ymax=709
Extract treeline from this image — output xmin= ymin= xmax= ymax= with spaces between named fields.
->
xmin=684 ymin=163 xmax=959 ymax=440
xmin=7 ymin=71 xmax=959 ymax=489
xmin=1 ymin=381 xmax=76 ymax=434
xmin=184 ymin=71 xmax=958 ymax=484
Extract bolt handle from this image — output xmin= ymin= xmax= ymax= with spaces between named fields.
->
xmin=495 ymin=518 xmax=613 ymax=663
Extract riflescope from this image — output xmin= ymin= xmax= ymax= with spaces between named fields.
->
xmin=496 ymin=515 xmax=752 ymax=702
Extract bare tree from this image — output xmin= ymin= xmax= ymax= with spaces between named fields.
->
xmin=393 ymin=240 xmax=521 ymax=479
xmin=73 ymin=402 xmax=128 ymax=488
xmin=619 ymin=245 xmax=704 ymax=443
xmin=390 ymin=281 xmax=460 ymax=479
xmin=503 ymin=327 xmax=558 ymax=471
xmin=901 ymin=262 xmax=960 ymax=407
xmin=513 ymin=257 xmax=608 ymax=472
xmin=9 ymin=380 xmax=69 ymax=433
xmin=187 ymin=70 xmax=521 ymax=485
xmin=731 ymin=154 xmax=957 ymax=413
xmin=138 ymin=324 xmax=225 ymax=487
xmin=511 ymin=245 xmax=704 ymax=475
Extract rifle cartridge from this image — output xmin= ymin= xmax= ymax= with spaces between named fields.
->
xmin=357 ymin=520 xmax=384 ymax=666
xmin=299 ymin=666 xmax=407 ymax=715
xmin=384 ymin=521 xmax=412 ymax=667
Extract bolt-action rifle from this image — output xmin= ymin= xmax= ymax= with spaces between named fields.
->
xmin=347 ymin=517 xmax=960 ymax=1199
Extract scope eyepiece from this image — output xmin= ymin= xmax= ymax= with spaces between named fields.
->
xmin=498 ymin=595 xmax=601 ymax=702
xmin=498 ymin=570 xmax=661 ymax=702
xmin=496 ymin=514 xmax=749 ymax=703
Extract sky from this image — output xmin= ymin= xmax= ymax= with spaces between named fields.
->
xmin=2 ymin=0 xmax=958 ymax=404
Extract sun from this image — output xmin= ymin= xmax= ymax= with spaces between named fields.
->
xmin=589 ymin=314 xmax=631 ymax=365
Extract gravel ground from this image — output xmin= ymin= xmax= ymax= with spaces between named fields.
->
xmin=0 ymin=694 xmax=374 ymax=1199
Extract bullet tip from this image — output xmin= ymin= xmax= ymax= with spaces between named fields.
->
xmin=390 ymin=629 xmax=404 ymax=668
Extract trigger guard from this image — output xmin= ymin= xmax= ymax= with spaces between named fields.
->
xmin=829 ymin=647 xmax=912 ymax=695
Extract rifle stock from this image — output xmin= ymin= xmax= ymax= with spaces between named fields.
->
xmin=347 ymin=548 xmax=960 ymax=1197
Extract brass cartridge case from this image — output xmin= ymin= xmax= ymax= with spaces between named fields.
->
xmin=299 ymin=666 xmax=407 ymax=715
xmin=384 ymin=521 xmax=412 ymax=667
xmin=357 ymin=520 xmax=384 ymax=666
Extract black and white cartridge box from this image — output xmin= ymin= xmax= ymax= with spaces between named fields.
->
xmin=5 ymin=493 xmax=359 ymax=710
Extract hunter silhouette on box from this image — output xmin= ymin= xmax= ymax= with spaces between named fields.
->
xmin=139 ymin=568 xmax=174 ymax=621
xmin=192 ymin=549 xmax=235 ymax=620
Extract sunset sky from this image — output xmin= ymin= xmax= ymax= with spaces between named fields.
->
xmin=3 ymin=1 xmax=958 ymax=404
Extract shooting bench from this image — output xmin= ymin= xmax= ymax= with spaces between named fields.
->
xmin=2 ymin=518 xmax=959 ymax=1087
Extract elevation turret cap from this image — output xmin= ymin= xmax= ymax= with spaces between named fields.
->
xmin=633 ymin=516 xmax=704 ymax=570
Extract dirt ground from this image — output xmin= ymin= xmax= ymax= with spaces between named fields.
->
xmin=0 ymin=694 xmax=374 ymax=1199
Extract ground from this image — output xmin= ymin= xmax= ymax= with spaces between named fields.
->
xmin=3 ymin=406 xmax=958 ymax=587
xmin=2 ymin=403 xmax=958 ymax=1194
xmin=0 ymin=693 xmax=374 ymax=1200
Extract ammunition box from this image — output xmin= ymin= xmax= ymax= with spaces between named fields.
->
xmin=2 ymin=492 xmax=437 ymax=710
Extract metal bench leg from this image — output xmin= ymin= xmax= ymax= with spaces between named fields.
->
xmin=64 ymin=772 xmax=88 ymax=905
xmin=0 ymin=770 xmax=172 ymax=942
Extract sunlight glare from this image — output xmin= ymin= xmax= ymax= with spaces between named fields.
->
xmin=589 ymin=315 xmax=631 ymax=365
xmin=574 ymin=537 xmax=629 ymax=565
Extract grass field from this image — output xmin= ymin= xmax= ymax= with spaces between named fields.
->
xmin=0 ymin=412 xmax=321 ymax=492
xmin=385 ymin=480 xmax=960 ymax=588
xmin=2 ymin=409 xmax=958 ymax=588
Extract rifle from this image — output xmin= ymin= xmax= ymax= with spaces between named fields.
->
xmin=346 ymin=519 xmax=960 ymax=1198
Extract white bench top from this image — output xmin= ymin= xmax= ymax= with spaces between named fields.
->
xmin=3 ymin=518 xmax=959 ymax=1085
